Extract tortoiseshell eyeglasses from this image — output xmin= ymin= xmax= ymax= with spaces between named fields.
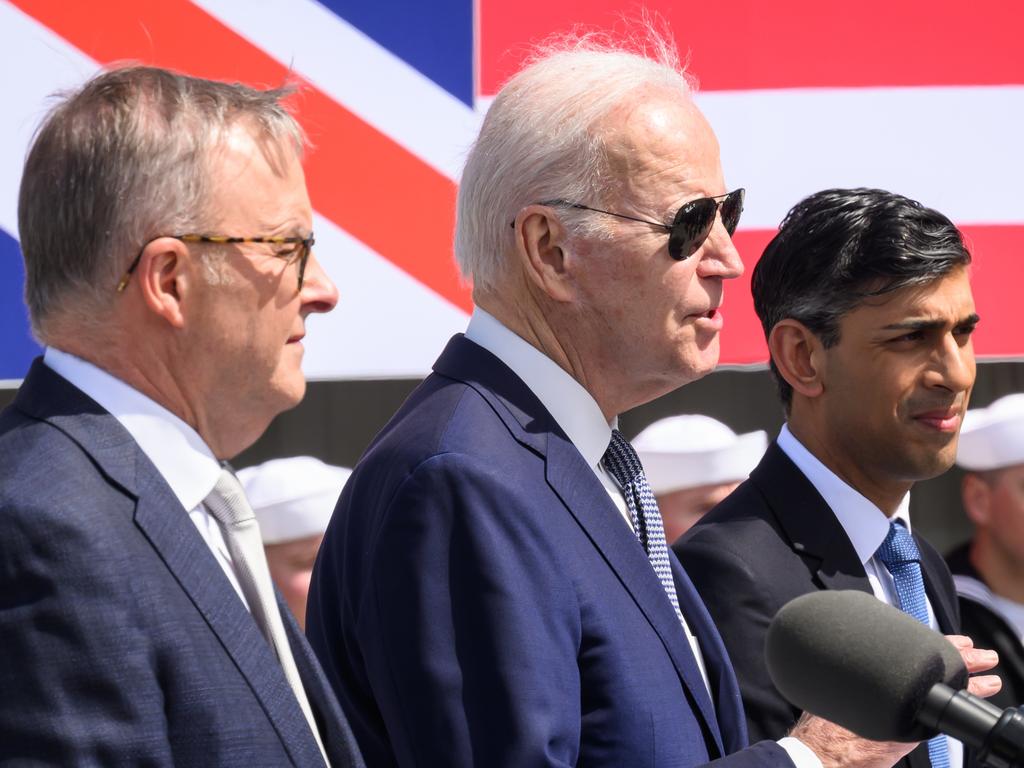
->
xmin=116 ymin=233 xmax=315 ymax=293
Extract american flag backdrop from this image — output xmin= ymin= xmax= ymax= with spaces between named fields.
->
xmin=2 ymin=0 xmax=1022 ymax=383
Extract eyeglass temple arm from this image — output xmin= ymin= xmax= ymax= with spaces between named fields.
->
xmin=510 ymin=201 xmax=672 ymax=232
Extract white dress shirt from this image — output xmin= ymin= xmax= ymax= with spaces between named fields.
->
xmin=464 ymin=308 xmax=821 ymax=767
xmin=43 ymin=347 xmax=250 ymax=609
xmin=464 ymin=308 xmax=627 ymax=520
xmin=778 ymin=424 xmax=963 ymax=767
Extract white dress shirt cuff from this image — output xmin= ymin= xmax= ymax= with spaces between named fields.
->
xmin=777 ymin=737 xmax=823 ymax=768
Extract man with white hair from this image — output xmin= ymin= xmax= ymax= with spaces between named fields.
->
xmin=947 ymin=394 xmax=1024 ymax=709
xmin=308 ymin=35 xmax=930 ymax=768
xmin=634 ymin=415 xmax=767 ymax=541
xmin=0 ymin=66 xmax=362 ymax=766
xmin=240 ymin=456 xmax=352 ymax=629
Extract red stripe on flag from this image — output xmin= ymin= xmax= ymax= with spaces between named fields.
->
xmin=722 ymin=225 xmax=1024 ymax=366
xmin=960 ymin=225 xmax=1024 ymax=360
xmin=14 ymin=0 xmax=471 ymax=313
xmin=480 ymin=0 xmax=1022 ymax=95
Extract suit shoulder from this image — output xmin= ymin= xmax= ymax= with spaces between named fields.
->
xmin=0 ymin=407 xmax=137 ymax=572
xmin=679 ymin=478 xmax=781 ymax=549
xmin=363 ymin=372 xmax=528 ymax=473
xmin=0 ymin=406 xmax=115 ymax=506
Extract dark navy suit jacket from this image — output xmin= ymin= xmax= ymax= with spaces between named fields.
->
xmin=307 ymin=335 xmax=792 ymax=768
xmin=676 ymin=442 xmax=961 ymax=768
xmin=0 ymin=359 xmax=364 ymax=767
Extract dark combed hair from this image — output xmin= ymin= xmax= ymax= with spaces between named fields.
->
xmin=751 ymin=187 xmax=971 ymax=408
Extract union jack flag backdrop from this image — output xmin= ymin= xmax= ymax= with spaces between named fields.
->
xmin=2 ymin=0 xmax=1022 ymax=383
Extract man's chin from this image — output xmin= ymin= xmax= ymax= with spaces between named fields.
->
xmin=684 ymin=344 xmax=721 ymax=382
xmin=269 ymin=373 xmax=308 ymax=415
xmin=901 ymin=447 xmax=959 ymax=483
xmin=283 ymin=379 xmax=308 ymax=410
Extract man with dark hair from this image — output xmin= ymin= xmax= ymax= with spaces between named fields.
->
xmin=0 ymin=66 xmax=362 ymax=766
xmin=676 ymin=188 xmax=999 ymax=768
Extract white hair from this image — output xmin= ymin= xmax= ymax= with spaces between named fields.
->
xmin=454 ymin=30 xmax=696 ymax=291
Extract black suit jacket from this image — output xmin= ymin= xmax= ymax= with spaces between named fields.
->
xmin=0 ymin=359 xmax=364 ymax=767
xmin=675 ymin=442 xmax=960 ymax=768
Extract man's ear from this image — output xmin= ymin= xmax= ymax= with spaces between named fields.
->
xmin=768 ymin=319 xmax=826 ymax=400
xmin=961 ymin=473 xmax=992 ymax=527
xmin=511 ymin=205 xmax=576 ymax=303
xmin=135 ymin=237 xmax=193 ymax=329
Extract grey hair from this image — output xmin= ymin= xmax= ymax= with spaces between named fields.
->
xmin=454 ymin=30 xmax=696 ymax=291
xmin=17 ymin=65 xmax=305 ymax=339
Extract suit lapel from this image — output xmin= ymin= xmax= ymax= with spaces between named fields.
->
xmin=132 ymin=469 xmax=325 ymax=767
xmin=545 ymin=431 xmax=725 ymax=755
xmin=669 ymin=549 xmax=742 ymax=753
xmin=281 ymin=600 xmax=365 ymax=768
xmin=434 ymin=337 xmax=725 ymax=756
xmin=16 ymin=361 xmax=324 ymax=768
xmin=918 ymin=539 xmax=959 ymax=634
xmin=750 ymin=444 xmax=874 ymax=595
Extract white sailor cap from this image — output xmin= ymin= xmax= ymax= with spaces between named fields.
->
xmin=633 ymin=415 xmax=768 ymax=495
xmin=237 ymin=456 xmax=351 ymax=545
xmin=956 ymin=394 xmax=1024 ymax=472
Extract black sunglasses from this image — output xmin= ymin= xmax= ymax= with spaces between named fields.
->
xmin=116 ymin=233 xmax=314 ymax=293
xmin=522 ymin=188 xmax=744 ymax=261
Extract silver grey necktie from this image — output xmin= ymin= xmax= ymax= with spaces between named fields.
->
xmin=204 ymin=468 xmax=330 ymax=765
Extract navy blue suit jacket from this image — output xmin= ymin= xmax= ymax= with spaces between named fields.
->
xmin=0 ymin=360 xmax=364 ymax=767
xmin=307 ymin=335 xmax=792 ymax=768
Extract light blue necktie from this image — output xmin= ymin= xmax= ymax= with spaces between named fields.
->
xmin=603 ymin=429 xmax=683 ymax=623
xmin=875 ymin=521 xmax=951 ymax=768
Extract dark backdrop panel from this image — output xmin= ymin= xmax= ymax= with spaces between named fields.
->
xmin=4 ymin=362 xmax=1023 ymax=555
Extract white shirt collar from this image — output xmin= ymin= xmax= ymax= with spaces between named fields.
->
xmin=464 ymin=307 xmax=613 ymax=470
xmin=43 ymin=347 xmax=222 ymax=512
xmin=777 ymin=423 xmax=911 ymax=565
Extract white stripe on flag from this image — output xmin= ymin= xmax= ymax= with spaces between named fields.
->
xmin=194 ymin=0 xmax=484 ymax=181
xmin=305 ymin=213 xmax=467 ymax=380
xmin=2 ymin=1 xmax=469 ymax=380
xmin=699 ymin=86 xmax=1024 ymax=230
xmin=0 ymin=2 xmax=100 ymax=236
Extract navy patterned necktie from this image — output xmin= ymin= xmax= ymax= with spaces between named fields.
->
xmin=875 ymin=521 xmax=950 ymax=768
xmin=603 ymin=429 xmax=683 ymax=623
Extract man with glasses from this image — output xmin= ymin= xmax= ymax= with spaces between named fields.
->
xmin=675 ymin=188 xmax=1000 ymax=768
xmin=0 ymin=66 xmax=362 ymax=766
xmin=308 ymin=38 xmax=937 ymax=768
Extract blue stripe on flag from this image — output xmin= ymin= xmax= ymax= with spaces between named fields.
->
xmin=317 ymin=0 xmax=474 ymax=106
xmin=0 ymin=229 xmax=42 ymax=381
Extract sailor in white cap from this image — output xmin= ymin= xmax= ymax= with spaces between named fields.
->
xmin=633 ymin=415 xmax=768 ymax=542
xmin=238 ymin=456 xmax=351 ymax=629
xmin=946 ymin=393 xmax=1024 ymax=710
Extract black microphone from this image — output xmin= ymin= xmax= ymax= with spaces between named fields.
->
xmin=765 ymin=590 xmax=1024 ymax=768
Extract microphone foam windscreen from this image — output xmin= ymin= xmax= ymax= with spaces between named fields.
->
xmin=766 ymin=590 xmax=968 ymax=741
